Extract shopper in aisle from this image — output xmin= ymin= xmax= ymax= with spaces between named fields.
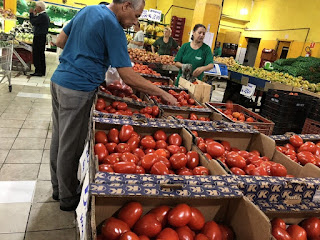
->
xmin=151 ymin=27 xmax=180 ymax=55
xmin=50 ymin=0 xmax=177 ymax=211
xmin=127 ymin=22 xmax=144 ymax=49
xmin=29 ymin=1 xmax=50 ymax=77
xmin=214 ymin=41 xmax=222 ymax=57
xmin=174 ymin=24 xmax=214 ymax=86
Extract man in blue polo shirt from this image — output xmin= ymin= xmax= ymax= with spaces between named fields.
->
xmin=51 ymin=0 xmax=177 ymax=211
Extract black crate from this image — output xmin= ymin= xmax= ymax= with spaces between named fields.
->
xmin=307 ymin=98 xmax=320 ymax=122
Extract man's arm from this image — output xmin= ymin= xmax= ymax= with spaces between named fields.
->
xmin=130 ymin=40 xmax=144 ymax=46
xmin=29 ymin=12 xmax=45 ymax=26
xmin=56 ymin=30 xmax=68 ymax=49
xmin=117 ymin=67 xmax=177 ymax=105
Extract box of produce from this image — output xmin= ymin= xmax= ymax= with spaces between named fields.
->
xmin=90 ymin=189 xmax=270 ymax=240
xmin=207 ymin=102 xmax=275 ymax=135
xmin=128 ymin=48 xmax=175 ymax=65
xmin=178 ymin=77 xmax=212 ymax=103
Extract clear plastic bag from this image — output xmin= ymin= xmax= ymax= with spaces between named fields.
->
xmin=103 ymin=66 xmax=133 ymax=97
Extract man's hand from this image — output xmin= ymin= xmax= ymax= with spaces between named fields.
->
xmin=161 ymin=92 xmax=178 ymax=106
xmin=192 ymin=67 xmax=204 ymax=77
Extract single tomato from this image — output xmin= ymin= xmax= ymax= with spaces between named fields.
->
xmin=168 ymin=134 xmax=183 ymax=146
xmin=170 ymin=153 xmax=187 ymax=169
xmin=95 ymin=131 xmax=108 ymax=144
xmin=108 ymin=128 xmax=120 ymax=144
xmin=156 ymin=228 xmax=179 ymax=240
xmin=101 ymin=217 xmax=130 ymax=240
xmin=113 ymin=162 xmax=136 ymax=174
xmin=202 ymin=221 xmax=222 ymax=240
xmin=149 ymin=205 xmax=171 ymax=227
xmin=186 ymin=151 xmax=199 ymax=169
xmin=289 ymin=135 xmax=303 ymax=148
xmin=118 ymin=202 xmax=143 ymax=228
xmin=94 ymin=143 xmax=108 ymax=163
xmin=154 ymin=130 xmax=167 ymax=141
xmin=193 ymin=166 xmax=209 ymax=175
xmin=119 ymin=125 xmax=134 ymax=142
xmin=141 ymin=136 xmax=156 ymax=149
xmin=272 ymin=227 xmax=291 ymax=240
xmin=134 ymin=214 xmax=162 ymax=238
xmin=206 ymin=141 xmax=225 ymax=158
xmin=168 ymin=204 xmax=192 ymax=227
xmin=188 ymin=207 xmax=205 ymax=231
xmin=150 ymin=161 xmax=169 ymax=175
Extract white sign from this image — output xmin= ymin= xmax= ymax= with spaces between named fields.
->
xmin=76 ymin=173 xmax=90 ymax=240
xmin=240 ymin=83 xmax=256 ymax=98
xmin=139 ymin=9 xmax=149 ymax=20
xmin=77 ymin=142 xmax=89 ymax=184
xmin=203 ymin=32 xmax=214 ymax=49
xmin=148 ymin=9 xmax=162 ymax=22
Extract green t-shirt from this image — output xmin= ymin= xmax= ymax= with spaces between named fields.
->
xmin=214 ymin=47 xmax=222 ymax=56
xmin=174 ymin=42 xmax=213 ymax=84
xmin=152 ymin=37 xmax=179 ymax=55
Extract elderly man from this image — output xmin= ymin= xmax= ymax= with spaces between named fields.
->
xmin=29 ymin=1 xmax=50 ymax=76
xmin=51 ymin=0 xmax=177 ymax=211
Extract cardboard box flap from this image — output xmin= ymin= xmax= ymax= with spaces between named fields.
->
xmin=298 ymin=163 xmax=320 ymax=178
xmin=90 ymin=182 xmax=243 ymax=198
xmin=256 ymin=199 xmax=320 ymax=213
xmin=249 ymin=133 xmax=276 ymax=159
xmin=271 ymin=134 xmax=320 ymax=142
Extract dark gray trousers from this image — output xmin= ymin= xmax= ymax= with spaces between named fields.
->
xmin=50 ymin=82 xmax=95 ymax=207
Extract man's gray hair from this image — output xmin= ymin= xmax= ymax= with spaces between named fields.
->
xmin=113 ymin=0 xmax=145 ymax=9
xmin=36 ymin=1 xmax=46 ymax=11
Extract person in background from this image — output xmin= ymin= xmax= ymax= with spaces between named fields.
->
xmin=174 ymin=24 xmax=214 ymax=86
xmin=51 ymin=0 xmax=177 ymax=211
xmin=151 ymin=27 xmax=180 ymax=55
xmin=127 ymin=22 xmax=144 ymax=49
xmin=214 ymin=41 xmax=222 ymax=57
xmin=29 ymin=1 xmax=50 ymax=76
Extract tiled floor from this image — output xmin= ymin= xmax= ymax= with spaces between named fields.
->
xmin=0 ymin=52 xmax=77 ymax=240
xmin=0 ymin=52 xmax=227 ymax=240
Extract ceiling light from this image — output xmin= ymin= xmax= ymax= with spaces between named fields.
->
xmin=240 ymin=8 xmax=248 ymax=15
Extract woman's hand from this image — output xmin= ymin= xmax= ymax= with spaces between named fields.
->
xmin=161 ymin=92 xmax=178 ymax=106
xmin=192 ymin=67 xmax=204 ymax=77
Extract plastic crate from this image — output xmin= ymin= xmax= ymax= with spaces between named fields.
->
xmin=206 ymin=102 xmax=275 ymax=135
xmin=302 ymin=118 xmax=320 ymax=134
xmin=171 ymin=16 xmax=186 ymax=23
xmin=307 ymin=98 xmax=320 ymax=122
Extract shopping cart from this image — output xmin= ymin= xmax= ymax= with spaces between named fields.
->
xmin=0 ymin=39 xmax=13 ymax=92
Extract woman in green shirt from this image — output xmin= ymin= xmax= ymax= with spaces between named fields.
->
xmin=152 ymin=27 xmax=180 ymax=55
xmin=174 ymin=24 xmax=214 ymax=86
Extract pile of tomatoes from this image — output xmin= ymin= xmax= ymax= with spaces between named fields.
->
xmin=133 ymin=63 xmax=161 ymax=76
xmin=175 ymin=113 xmax=211 ymax=122
xmin=150 ymin=90 xmax=202 ymax=108
xmin=194 ymin=132 xmax=290 ymax=177
xmin=97 ymin=202 xmax=234 ymax=240
xmin=277 ymin=135 xmax=320 ymax=167
xmin=95 ymin=99 xmax=160 ymax=118
xmin=216 ymin=102 xmax=255 ymax=123
xmin=95 ymin=125 xmax=210 ymax=175
xmin=272 ymin=217 xmax=320 ymax=240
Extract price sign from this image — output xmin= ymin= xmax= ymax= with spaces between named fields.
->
xmin=240 ymin=83 xmax=256 ymax=98
xmin=139 ymin=9 xmax=149 ymax=20
xmin=76 ymin=173 xmax=90 ymax=240
xmin=148 ymin=9 xmax=162 ymax=22
xmin=77 ymin=142 xmax=89 ymax=184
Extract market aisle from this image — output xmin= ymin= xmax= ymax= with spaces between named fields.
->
xmin=0 ymin=52 xmax=77 ymax=240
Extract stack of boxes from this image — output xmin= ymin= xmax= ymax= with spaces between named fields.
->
xmin=170 ymin=16 xmax=185 ymax=46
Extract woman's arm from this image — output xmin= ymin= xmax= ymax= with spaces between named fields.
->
xmin=175 ymin=61 xmax=183 ymax=69
xmin=130 ymin=40 xmax=144 ymax=46
xmin=192 ymin=63 xmax=214 ymax=77
xmin=151 ymin=45 xmax=156 ymax=54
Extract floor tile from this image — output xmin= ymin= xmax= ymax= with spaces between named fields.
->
xmin=26 ymin=113 xmax=51 ymax=121
xmin=47 ymin=130 xmax=52 ymax=138
xmin=44 ymin=139 xmax=51 ymax=150
xmin=0 ymin=164 xmax=40 ymax=181
xmin=0 ymin=150 xmax=9 ymax=164
xmin=0 ymin=233 xmax=25 ymax=240
xmin=17 ymin=129 xmax=48 ymax=138
xmin=0 ymin=113 xmax=28 ymax=121
xmin=38 ymin=164 xmax=50 ymax=180
xmin=42 ymin=150 xmax=50 ymax=163
xmin=22 ymin=120 xmax=50 ymax=129
xmin=0 ymin=138 xmax=15 ymax=150
xmin=25 ymin=228 xmax=76 ymax=240
xmin=29 ymin=108 xmax=52 ymax=115
xmin=17 ymin=92 xmax=51 ymax=99
xmin=0 ymin=119 xmax=24 ymax=128
xmin=4 ymin=106 xmax=31 ymax=114
xmin=33 ymin=180 xmax=55 ymax=203
xmin=0 ymin=203 xmax=31 ymax=233
xmin=12 ymin=138 xmax=45 ymax=150
xmin=0 ymin=181 xmax=36 ymax=203
xmin=26 ymin=202 xmax=75 ymax=231
xmin=0 ymin=128 xmax=20 ymax=138
xmin=5 ymin=150 xmax=43 ymax=164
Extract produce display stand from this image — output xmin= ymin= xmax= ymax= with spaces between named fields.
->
xmin=12 ymin=40 xmax=32 ymax=74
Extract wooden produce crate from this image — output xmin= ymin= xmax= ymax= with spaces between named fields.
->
xmin=302 ymin=118 xmax=320 ymax=134
xmin=179 ymin=77 xmax=212 ymax=103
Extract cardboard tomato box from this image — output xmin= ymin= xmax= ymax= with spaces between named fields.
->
xmin=178 ymin=77 xmax=212 ymax=103
xmin=89 ymin=184 xmax=270 ymax=240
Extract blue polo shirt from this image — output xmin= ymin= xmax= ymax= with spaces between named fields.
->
xmin=51 ymin=5 xmax=131 ymax=91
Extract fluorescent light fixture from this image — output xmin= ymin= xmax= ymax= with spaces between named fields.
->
xmin=240 ymin=8 xmax=248 ymax=15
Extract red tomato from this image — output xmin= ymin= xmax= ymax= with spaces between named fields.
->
xmin=117 ymin=102 xmax=128 ymax=110
xmin=179 ymin=146 xmax=187 ymax=154
xmin=150 ymin=161 xmax=169 ymax=175
xmin=152 ymin=106 xmax=160 ymax=117
xmin=289 ymin=135 xmax=303 ymax=148
xmin=96 ymin=102 xmax=106 ymax=111
xmin=271 ymin=218 xmax=286 ymax=230
xmin=250 ymin=150 xmax=260 ymax=157
xmin=127 ymin=136 xmax=140 ymax=151
xmin=94 ymin=143 xmax=108 ymax=163
xmin=149 ymin=205 xmax=171 ymax=227
xmin=108 ymin=128 xmax=120 ymax=144
xmin=270 ymin=163 xmax=288 ymax=177
xmin=176 ymin=226 xmax=195 ymax=240
xmin=230 ymin=167 xmax=245 ymax=175
xmin=170 ymin=153 xmax=187 ymax=169
xmin=132 ymin=148 xmax=145 ymax=160
xmin=204 ymin=138 xmax=215 ymax=144
xmin=118 ymin=202 xmax=143 ymax=228
xmin=95 ymin=131 xmax=108 ymax=144
xmin=115 ymin=143 xmax=130 ymax=153
xmin=190 ymin=113 xmax=198 ymax=120
xmin=244 ymin=164 xmax=256 ymax=175
xmin=141 ymin=136 xmax=156 ymax=149
xmin=119 ymin=125 xmax=134 ymax=142
xmin=272 ymin=227 xmax=292 ymax=240
xmin=238 ymin=150 xmax=250 ymax=159
xmin=106 ymin=142 xmax=117 ymax=154
xmin=113 ymin=162 xmax=136 ymax=174
xmin=226 ymin=153 xmax=246 ymax=169
xmin=158 ymin=156 xmax=171 ymax=169
xmin=103 ymin=153 xmax=121 ymax=165
xmin=139 ymin=236 xmax=150 ymax=240
xmin=197 ymin=137 xmax=205 ymax=144
xmin=156 ymin=228 xmax=179 ymax=240
xmin=141 ymin=153 xmax=159 ymax=171
xmin=99 ymin=164 xmax=114 ymax=173
xmin=298 ymin=142 xmax=316 ymax=154
xmin=119 ymin=232 xmax=139 ymax=240
xmin=145 ymin=148 xmax=155 ymax=154
xmin=101 ymin=217 xmax=130 ymax=240
xmin=186 ymin=151 xmax=199 ymax=169
xmin=188 ymin=98 xmax=195 ymax=105
xmin=135 ymin=165 xmax=146 ymax=174
xmin=195 ymin=234 xmax=209 ymax=240
xmin=251 ymin=166 xmax=268 ymax=176
xmin=156 ymin=140 xmax=168 ymax=149
xmin=193 ymin=166 xmax=209 ymax=175
xmin=202 ymin=221 xmax=222 ymax=240
xmin=191 ymin=131 xmax=198 ymax=137
xmin=219 ymin=224 xmax=234 ymax=240
xmin=121 ymin=152 xmax=139 ymax=164
xmin=134 ymin=214 xmax=162 ymax=238
xmin=301 ymin=217 xmax=320 ymax=239
xmin=176 ymin=115 xmax=185 ymax=119
xmin=112 ymin=101 xmax=121 ymax=108
xmin=167 ymin=145 xmax=181 ymax=155
xmin=154 ymin=149 xmax=167 ymax=158
xmin=286 ymin=224 xmax=307 ymax=240
xmin=297 ymin=151 xmax=316 ymax=165
xmin=221 ymin=141 xmax=231 ymax=151
xmin=168 ymin=204 xmax=192 ymax=227
xmin=168 ymin=134 xmax=183 ymax=146
xmin=207 ymin=142 xmax=225 ymax=158
xmin=188 ymin=207 xmax=205 ymax=231
xmin=177 ymin=167 xmax=193 ymax=175
xmin=144 ymin=106 xmax=153 ymax=115
xmin=198 ymin=142 xmax=207 ymax=153
xmin=284 ymin=143 xmax=295 ymax=151
xmin=154 ymin=130 xmax=167 ymax=141
xmin=277 ymin=146 xmax=288 ymax=153
xmin=205 ymin=153 xmax=213 ymax=160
